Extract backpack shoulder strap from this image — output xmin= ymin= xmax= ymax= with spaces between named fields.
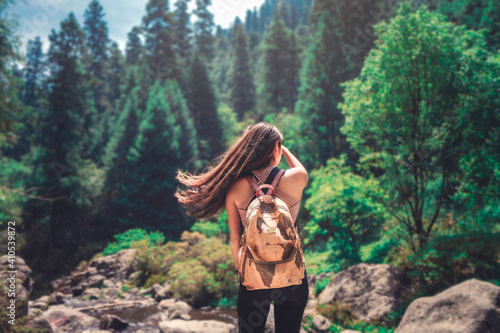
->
xmin=244 ymin=173 xmax=259 ymax=192
xmin=245 ymin=166 xmax=281 ymax=208
xmin=270 ymin=169 xmax=285 ymax=189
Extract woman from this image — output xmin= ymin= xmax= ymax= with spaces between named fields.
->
xmin=175 ymin=122 xmax=309 ymax=333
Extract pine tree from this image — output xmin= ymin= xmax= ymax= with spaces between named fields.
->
xmin=0 ymin=0 xmax=22 ymax=146
xmin=229 ymin=24 xmax=256 ymax=121
xmin=211 ymin=30 xmax=231 ymax=101
xmin=174 ymin=0 xmax=192 ymax=60
xmin=292 ymin=0 xmax=382 ymax=168
xmin=294 ymin=10 xmax=347 ymax=169
xmin=259 ymin=19 xmax=300 ymax=114
xmin=164 ymin=79 xmax=200 ymax=168
xmin=108 ymin=41 xmax=125 ymax=106
xmin=20 ymin=12 xmax=90 ymax=271
xmin=99 ymin=87 xmax=142 ymax=238
xmin=193 ymin=0 xmax=215 ymax=62
xmin=5 ymin=37 xmax=45 ymax=159
xmin=187 ymin=47 xmax=223 ymax=162
xmin=89 ymin=40 xmax=124 ymax=168
xmin=245 ymin=9 xmax=254 ymax=32
xmin=142 ymin=0 xmax=180 ymax=83
xmin=249 ymin=31 xmax=259 ymax=52
xmin=84 ymin=0 xmax=110 ymax=115
xmin=287 ymin=31 xmax=301 ymax=106
xmin=125 ymin=26 xmax=143 ymax=66
xmin=102 ymin=80 xmax=198 ymax=238
xmin=22 ymin=37 xmax=44 ymax=107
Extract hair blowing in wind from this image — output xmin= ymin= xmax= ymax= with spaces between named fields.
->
xmin=175 ymin=122 xmax=283 ymax=220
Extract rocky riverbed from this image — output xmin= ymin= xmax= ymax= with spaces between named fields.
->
xmin=1 ymin=249 xmax=499 ymax=333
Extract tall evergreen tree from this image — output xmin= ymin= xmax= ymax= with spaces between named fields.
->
xmin=211 ymin=30 xmax=231 ymax=101
xmin=193 ymin=0 xmax=215 ymax=62
xmin=292 ymin=0 xmax=382 ymax=168
xmin=84 ymin=0 xmax=110 ymax=115
xmin=294 ymin=10 xmax=346 ymax=169
xmin=229 ymin=24 xmax=256 ymax=121
xmin=142 ymin=0 xmax=180 ymax=82
xmin=5 ymin=37 xmax=45 ymax=159
xmin=101 ymin=79 xmax=198 ymax=238
xmin=187 ymin=47 xmax=223 ymax=162
xmin=22 ymin=37 xmax=44 ymax=107
xmin=108 ymin=41 xmax=125 ymax=106
xmin=245 ymin=9 xmax=254 ymax=32
xmin=89 ymin=40 xmax=125 ymax=168
xmin=125 ymin=26 xmax=143 ymax=66
xmin=0 ymin=0 xmax=22 ymax=146
xmin=20 ymin=13 xmax=90 ymax=272
xmin=99 ymin=87 xmax=142 ymax=238
xmin=258 ymin=19 xmax=300 ymax=114
xmin=174 ymin=0 xmax=192 ymax=60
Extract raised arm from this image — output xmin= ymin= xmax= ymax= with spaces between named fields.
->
xmin=282 ymin=145 xmax=308 ymax=189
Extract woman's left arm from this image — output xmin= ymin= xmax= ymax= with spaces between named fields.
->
xmin=226 ymin=189 xmax=243 ymax=276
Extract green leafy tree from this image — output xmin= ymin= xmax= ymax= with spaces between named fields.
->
xmin=304 ymin=155 xmax=388 ymax=271
xmin=340 ymin=2 xmax=500 ymax=250
xmin=428 ymin=0 xmax=500 ymax=51
xmin=229 ymin=24 xmax=256 ymax=121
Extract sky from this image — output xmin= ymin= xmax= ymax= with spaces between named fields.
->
xmin=8 ymin=0 xmax=265 ymax=55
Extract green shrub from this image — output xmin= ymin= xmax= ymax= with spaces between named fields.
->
xmin=303 ymin=250 xmax=334 ymax=275
xmin=317 ymin=302 xmax=356 ymax=328
xmin=169 ymin=258 xmax=214 ymax=307
xmin=401 ymin=231 xmax=500 ymax=295
xmin=314 ymin=276 xmax=331 ymax=297
xmin=102 ymin=228 xmax=165 ymax=255
xmin=361 ymin=234 xmax=399 ymax=264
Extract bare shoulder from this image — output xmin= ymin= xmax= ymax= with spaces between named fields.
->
xmin=281 ymin=167 xmax=308 ymax=189
xmin=227 ymin=175 xmax=251 ymax=206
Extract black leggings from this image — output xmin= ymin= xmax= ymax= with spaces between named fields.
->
xmin=237 ymin=271 xmax=309 ymax=333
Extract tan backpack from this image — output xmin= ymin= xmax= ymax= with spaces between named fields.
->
xmin=237 ymin=167 xmax=305 ymax=290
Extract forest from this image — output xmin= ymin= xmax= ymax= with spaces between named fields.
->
xmin=0 ymin=0 xmax=499 ymax=331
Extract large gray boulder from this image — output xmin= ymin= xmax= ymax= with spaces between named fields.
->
xmin=88 ymin=248 xmax=137 ymax=281
xmin=318 ymin=263 xmax=409 ymax=322
xmin=395 ymin=278 xmax=500 ymax=333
